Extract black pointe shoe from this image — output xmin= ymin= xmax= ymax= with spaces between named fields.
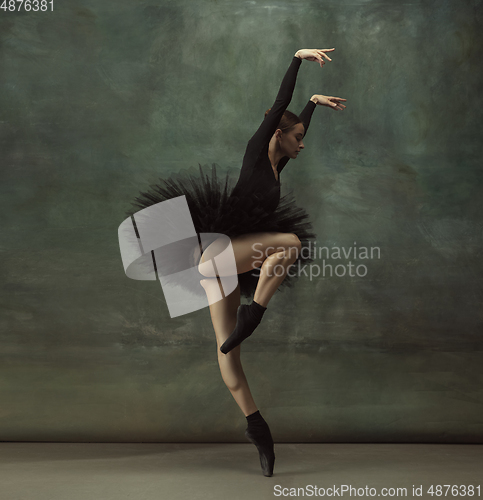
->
xmin=220 ymin=301 xmax=267 ymax=354
xmin=245 ymin=428 xmax=275 ymax=477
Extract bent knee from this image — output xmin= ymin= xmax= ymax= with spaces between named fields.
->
xmin=289 ymin=233 xmax=301 ymax=247
xmin=200 ymin=278 xmax=215 ymax=290
xmin=198 ymin=249 xmax=217 ymax=277
xmin=198 ymin=237 xmax=228 ymax=277
xmin=198 ymin=262 xmax=214 ymax=278
xmin=286 ymin=233 xmax=301 ymax=260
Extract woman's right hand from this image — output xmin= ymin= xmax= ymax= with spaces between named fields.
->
xmin=295 ymin=48 xmax=335 ymax=67
xmin=311 ymin=94 xmax=347 ymax=110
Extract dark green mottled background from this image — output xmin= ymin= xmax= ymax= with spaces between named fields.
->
xmin=1 ymin=0 xmax=482 ymax=442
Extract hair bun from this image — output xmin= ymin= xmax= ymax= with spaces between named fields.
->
xmin=262 ymin=108 xmax=302 ymax=132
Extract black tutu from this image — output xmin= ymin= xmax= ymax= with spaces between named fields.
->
xmin=123 ymin=163 xmax=316 ymax=301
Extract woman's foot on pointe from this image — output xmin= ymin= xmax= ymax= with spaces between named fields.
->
xmin=245 ymin=410 xmax=275 ymax=477
xmin=219 ymin=300 xmax=267 ymax=354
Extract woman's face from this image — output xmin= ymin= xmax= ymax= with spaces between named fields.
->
xmin=281 ymin=123 xmax=305 ymax=159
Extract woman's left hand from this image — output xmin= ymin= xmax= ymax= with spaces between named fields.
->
xmin=311 ymin=94 xmax=347 ymax=111
xmin=296 ymin=48 xmax=335 ymax=67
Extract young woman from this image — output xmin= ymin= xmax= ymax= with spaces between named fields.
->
xmin=124 ymin=47 xmax=346 ymax=477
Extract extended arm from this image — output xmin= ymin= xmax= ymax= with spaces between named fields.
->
xmin=244 ymin=54 xmax=303 ymax=164
xmin=299 ymin=96 xmax=318 ymax=135
xmin=277 ymin=93 xmax=347 ymax=174
xmin=277 ymin=97 xmax=317 ymax=174
xmin=238 ymin=49 xmax=336 ymax=181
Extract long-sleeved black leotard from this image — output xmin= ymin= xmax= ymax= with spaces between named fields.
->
xmin=123 ymin=57 xmax=319 ymax=301
xmin=230 ymin=56 xmax=317 ymax=214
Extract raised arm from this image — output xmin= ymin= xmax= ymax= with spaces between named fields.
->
xmin=245 ymin=54 xmax=303 ymax=159
xmin=278 ymin=93 xmax=348 ymax=174
xmin=238 ymin=49 xmax=335 ymax=181
xmin=277 ymin=98 xmax=317 ymax=174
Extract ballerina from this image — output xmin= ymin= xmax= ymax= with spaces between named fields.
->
xmin=123 ymin=47 xmax=346 ymax=477
xmin=194 ymin=48 xmax=347 ymax=476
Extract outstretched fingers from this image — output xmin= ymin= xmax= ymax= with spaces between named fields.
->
xmin=329 ymin=96 xmax=347 ymax=111
xmin=318 ymin=48 xmax=335 ymax=62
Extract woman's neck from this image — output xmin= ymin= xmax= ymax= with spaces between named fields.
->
xmin=268 ymin=138 xmax=284 ymax=170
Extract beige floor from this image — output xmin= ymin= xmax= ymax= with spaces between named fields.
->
xmin=0 ymin=443 xmax=482 ymax=499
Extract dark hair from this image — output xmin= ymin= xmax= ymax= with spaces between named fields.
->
xmin=264 ymin=108 xmax=303 ymax=133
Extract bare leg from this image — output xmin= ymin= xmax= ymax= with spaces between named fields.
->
xmin=201 ymin=276 xmax=276 ymax=476
xmin=198 ymin=235 xmax=288 ymax=476
xmin=198 ymin=231 xmax=301 ymax=308
xmin=253 ymin=244 xmax=301 ymax=307
xmin=200 ymin=277 xmax=258 ymax=416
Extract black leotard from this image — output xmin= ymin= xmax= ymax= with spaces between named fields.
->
xmin=230 ymin=56 xmax=317 ymax=214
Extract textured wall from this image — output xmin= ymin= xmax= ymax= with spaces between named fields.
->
xmin=1 ymin=0 xmax=482 ymax=442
